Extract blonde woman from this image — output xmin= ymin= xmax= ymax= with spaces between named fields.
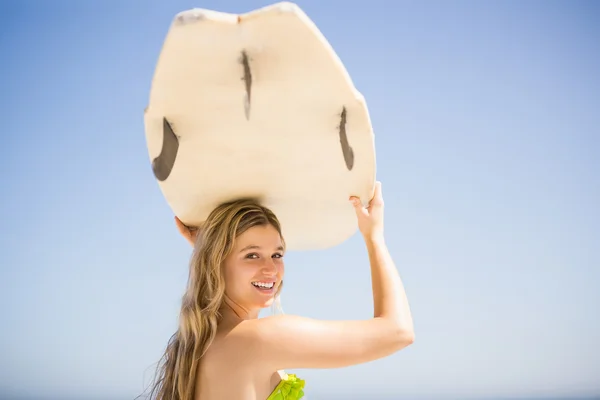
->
xmin=143 ymin=181 xmax=414 ymax=400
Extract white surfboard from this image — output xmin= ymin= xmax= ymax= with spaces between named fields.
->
xmin=144 ymin=2 xmax=376 ymax=250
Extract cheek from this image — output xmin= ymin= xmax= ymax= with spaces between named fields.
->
xmin=223 ymin=261 xmax=254 ymax=291
xmin=223 ymin=262 xmax=244 ymax=289
xmin=222 ymin=263 xmax=234 ymax=289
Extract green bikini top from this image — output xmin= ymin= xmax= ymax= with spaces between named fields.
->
xmin=266 ymin=373 xmax=305 ymax=400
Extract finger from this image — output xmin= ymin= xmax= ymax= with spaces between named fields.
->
xmin=175 ymin=216 xmax=184 ymax=230
xmin=349 ymin=196 xmax=368 ymax=217
xmin=372 ymin=181 xmax=382 ymax=199
xmin=175 ymin=216 xmax=191 ymax=236
xmin=369 ymin=181 xmax=384 ymax=207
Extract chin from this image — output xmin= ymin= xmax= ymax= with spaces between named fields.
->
xmin=252 ymin=298 xmax=274 ymax=310
xmin=261 ymin=298 xmax=275 ymax=308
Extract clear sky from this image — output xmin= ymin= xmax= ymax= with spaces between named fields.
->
xmin=1 ymin=1 xmax=599 ymax=399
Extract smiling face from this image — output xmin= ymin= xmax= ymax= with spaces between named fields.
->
xmin=222 ymin=224 xmax=285 ymax=314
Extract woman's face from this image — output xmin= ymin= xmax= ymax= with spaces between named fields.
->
xmin=222 ymin=224 xmax=285 ymax=314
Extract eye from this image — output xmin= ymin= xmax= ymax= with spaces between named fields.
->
xmin=272 ymin=253 xmax=284 ymax=259
xmin=245 ymin=253 xmax=259 ymax=259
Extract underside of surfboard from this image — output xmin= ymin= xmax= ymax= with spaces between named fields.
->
xmin=144 ymin=2 xmax=376 ymax=250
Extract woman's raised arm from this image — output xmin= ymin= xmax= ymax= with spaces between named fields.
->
xmin=246 ymin=182 xmax=415 ymax=370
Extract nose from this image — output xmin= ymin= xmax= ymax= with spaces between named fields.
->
xmin=261 ymin=258 xmax=278 ymax=276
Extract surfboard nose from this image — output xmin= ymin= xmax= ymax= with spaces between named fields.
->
xmin=174 ymin=10 xmax=206 ymax=25
xmin=273 ymin=2 xmax=300 ymax=14
xmin=174 ymin=8 xmax=237 ymax=26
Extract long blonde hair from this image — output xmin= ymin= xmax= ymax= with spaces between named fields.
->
xmin=141 ymin=198 xmax=285 ymax=400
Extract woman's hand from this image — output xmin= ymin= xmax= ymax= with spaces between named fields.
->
xmin=175 ymin=216 xmax=199 ymax=247
xmin=349 ymin=181 xmax=384 ymax=241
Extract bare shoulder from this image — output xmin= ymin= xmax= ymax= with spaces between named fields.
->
xmin=204 ymin=321 xmax=259 ymax=366
xmin=239 ymin=314 xmax=413 ymax=371
xmin=196 ymin=322 xmax=263 ymax=387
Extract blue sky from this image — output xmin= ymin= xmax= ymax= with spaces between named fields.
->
xmin=1 ymin=0 xmax=598 ymax=399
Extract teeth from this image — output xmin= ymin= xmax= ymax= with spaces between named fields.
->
xmin=252 ymin=282 xmax=274 ymax=289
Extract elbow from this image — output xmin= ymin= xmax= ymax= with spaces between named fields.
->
xmin=375 ymin=318 xmax=414 ymax=355
xmin=392 ymin=326 xmax=415 ymax=350
xmin=402 ymin=329 xmax=415 ymax=345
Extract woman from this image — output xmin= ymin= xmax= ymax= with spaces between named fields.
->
xmin=143 ymin=181 xmax=414 ymax=400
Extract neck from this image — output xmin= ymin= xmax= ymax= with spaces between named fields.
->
xmin=221 ymin=295 xmax=260 ymax=320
